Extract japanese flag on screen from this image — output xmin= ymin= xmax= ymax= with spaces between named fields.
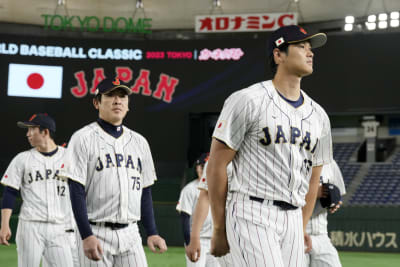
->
xmin=7 ymin=63 xmax=63 ymax=99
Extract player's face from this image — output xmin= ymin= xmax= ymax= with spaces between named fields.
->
xmin=282 ymin=41 xmax=314 ymax=77
xmin=26 ymin=126 xmax=46 ymax=147
xmin=94 ymin=89 xmax=129 ymax=125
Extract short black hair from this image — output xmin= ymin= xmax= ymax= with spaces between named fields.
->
xmin=39 ymin=126 xmax=56 ymax=141
xmin=269 ymin=43 xmax=289 ymax=76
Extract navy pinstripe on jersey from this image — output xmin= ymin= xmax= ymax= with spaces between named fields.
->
xmin=213 ymin=80 xmax=333 ymax=207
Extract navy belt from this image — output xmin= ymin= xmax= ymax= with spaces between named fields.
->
xmin=249 ymin=196 xmax=298 ymax=210
xmin=89 ymin=221 xmax=129 ymax=230
xmin=65 ymin=229 xmax=74 ymax=233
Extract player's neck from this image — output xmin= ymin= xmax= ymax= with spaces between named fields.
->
xmin=272 ymin=73 xmax=302 ymax=101
xmin=35 ymin=139 xmax=57 ymax=153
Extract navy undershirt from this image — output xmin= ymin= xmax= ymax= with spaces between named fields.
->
xmin=180 ymin=212 xmax=191 ymax=245
xmin=97 ymin=118 xmax=123 ymax=138
xmin=39 ymin=147 xmax=58 ymax=157
xmin=277 ymin=91 xmax=304 ymax=108
xmin=70 ymin=119 xmax=158 ymax=240
xmin=1 ymin=147 xmax=59 ymax=210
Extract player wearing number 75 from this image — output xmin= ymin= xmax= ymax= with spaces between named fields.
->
xmin=0 ymin=113 xmax=75 ymax=267
xmin=60 ymin=77 xmax=167 ymax=267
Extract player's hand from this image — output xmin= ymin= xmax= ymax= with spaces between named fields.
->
xmin=0 ymin=226 xmax=12 ymax=246
xmin=304 ymin=233 xmax=312 ymax=253
xmin=147 ymin=235 xmax=167 ymax=254
xmin=185 ymin=237 xmax=201 ymax=262
xmin=329 ymin=201 xmax=342 ymax=214
xmin=317 ymin=184 xmax=328 ymax=198
xmin=210 ymin=228 xmax=230 ymax=257
xmin=83 ymin=235 xmax=103 ymax=261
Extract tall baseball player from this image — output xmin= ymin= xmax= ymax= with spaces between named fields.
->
xmin=207 ymin=25 xmax=333 ymax=267
xmin=185 ymin=160 xmax=234 ymax=267
xmin=305 ymin=160 xmax=346 ymax=267
xmin=176 ymin=153 xmax=219 ymax=267
xmin=0 ymin=113 xmax=74 ymax=267
xmin=60 ymin=77 xmax=167 ymax=266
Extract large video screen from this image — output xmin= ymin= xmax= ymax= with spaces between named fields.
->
xmin=0 ymin=34 xmax=269 ymax=167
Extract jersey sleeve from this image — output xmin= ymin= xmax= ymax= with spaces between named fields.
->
xmin=60 ymin=131 xmax=89 ymax=186
xmin=198 ymin=162 xmax=208 ymax=191
xmin=332 ymin=161 xmax=346 ymax=195
xmin=312 ymin=111 xmax=333 ymax=167
xmin=0 ymin=152 xmax=26 ymax=190
xmin=141 ymin=137 xmax=157 ymax=188
xmin=176 ymin=185 xmax=195 ymax=215
xmin=213 ymin=91 xmax=255 ymax=151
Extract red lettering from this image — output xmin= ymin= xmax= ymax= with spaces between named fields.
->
xmin=131 ymin=69 xmax=152 ymax=96
xmin=262 ymin=16 xmax=276 ymax=29
xmin=216 ymin=17 xmax=229 ymax=30
xmin=199 ymin=17 xmax=213 ymax=31
xmin=278 ymin=14 xmax=295 ymax=27
xmin=71 ymin=71 xmax=88 ymax=98
xmin=231 ymin=16 xmax=245 ymax=30
xmin=146 ymin=51 xmax=165 ymax=59
xmin=90 ymin=68 xmax=106 ymax=94
xmin=246 ymin=16 xmax=260 ymax=29
xmin=153 ymin=74 xmax=179 ymax=103
xmin=116 ymin=67 xmax=133 ymax=83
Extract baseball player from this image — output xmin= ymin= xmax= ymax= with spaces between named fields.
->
xmin=60 ymin=77 xmax=167 ymax=266
xmin=206 ymin=25 xmax=333 ymax=267
xmin=0 ymin=113 xmax=74 ymax=267
xmin=176 ymin=153 xmax=219 ymax=267
xmin=185 ymin=160 xmax=234 ymax=267
xmin=305 ymin=160 xmax=346 ymax=267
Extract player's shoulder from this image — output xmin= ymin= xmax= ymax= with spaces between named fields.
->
xmin=181 ymin=179 xmax=199 ymax=193
xmin=302 ymin=91 xmax=330 ymax=120
xmin=70 ymin=122 xmax=98 ymax=139
xmin=225 ymin=80 xmax=272 ymax=107
xmin=123 ymin=127 xmax=150 ymax=145
xmin=11 ymin=149 xmax=33 ymax=162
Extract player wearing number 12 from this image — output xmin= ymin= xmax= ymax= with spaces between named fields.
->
xmin=0 ymin=113 xmax=74 ymax=267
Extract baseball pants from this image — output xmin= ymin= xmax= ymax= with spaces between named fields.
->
xmin=185 ymin=237 xmax=220 ymax=267
xmin=304 ymin=234 xmax=342 ymax=267
xmin=15 ymin=219 xmax=73 ymax=267
xmin=76 ymin=222 xmax=147 ymax=267
xmin=226 ymin=192 xmax=304 ymax=267
xmin=42 ymin=229 xmax=79 ymax=267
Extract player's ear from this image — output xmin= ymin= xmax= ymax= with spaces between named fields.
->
xmin=273 ymin=48 xmax=283 ymax=64
xmin=93 ymin=98 xmax=99 ymax=110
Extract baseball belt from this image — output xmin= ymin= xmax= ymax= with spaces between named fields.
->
xmin=249 ymin=196 xmax=298 ymax=210
xmin=89 ymin=221 xmax=129 ymax=230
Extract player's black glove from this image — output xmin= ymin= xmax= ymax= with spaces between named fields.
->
xmin=319 ymin=183 xmax=341 ymax=208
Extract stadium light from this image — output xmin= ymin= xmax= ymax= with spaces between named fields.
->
xmin=365 ymin=22 xmax=376 ymax=30
xmin=378 ymin=13 xmax=388 ymax=21
xmin=136 ymin=0 xmax=143 ymax=9
xmin=345 ymin=16 xmax=355 ymax=24
xmin=378 ymin=21 xmax=388 ymax=29
xmin=390 ymin=19 xmax=400 ymax=27
xmin=368 ymin=15 xmax=376 ymax=22
xmin=390 ymin=11 xmax=400 ymax=20
xmin=344 ymin=24 xmax=353 ymax=31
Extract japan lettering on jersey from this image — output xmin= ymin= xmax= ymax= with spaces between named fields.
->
xmin=60 ymin=122 xmax=157 ymax=223
xmin=307 ymin=161 xmax=346 ymax=235
xmin=0 ymin=147 xmax=70 ymax=223
xmin=176 ymin=179 xmax=213 ymax=238
xmin=213 ymin=80 xmax=333 ymax=207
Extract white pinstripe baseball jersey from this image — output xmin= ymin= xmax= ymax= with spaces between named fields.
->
xmin=60 ymin=122 xmax=157 ymax=223
xmin=213 ymin=80 xmax=333 ymax=207
xmin=176 ymin=179 xmax=213 ymax=238
xmin=307 ymin=160 xmax=346 ymax=235
xmin=1 ymin=147 xmax=70 ymax=224
xmin=198 ymin=161 xmax=233 ymax=192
